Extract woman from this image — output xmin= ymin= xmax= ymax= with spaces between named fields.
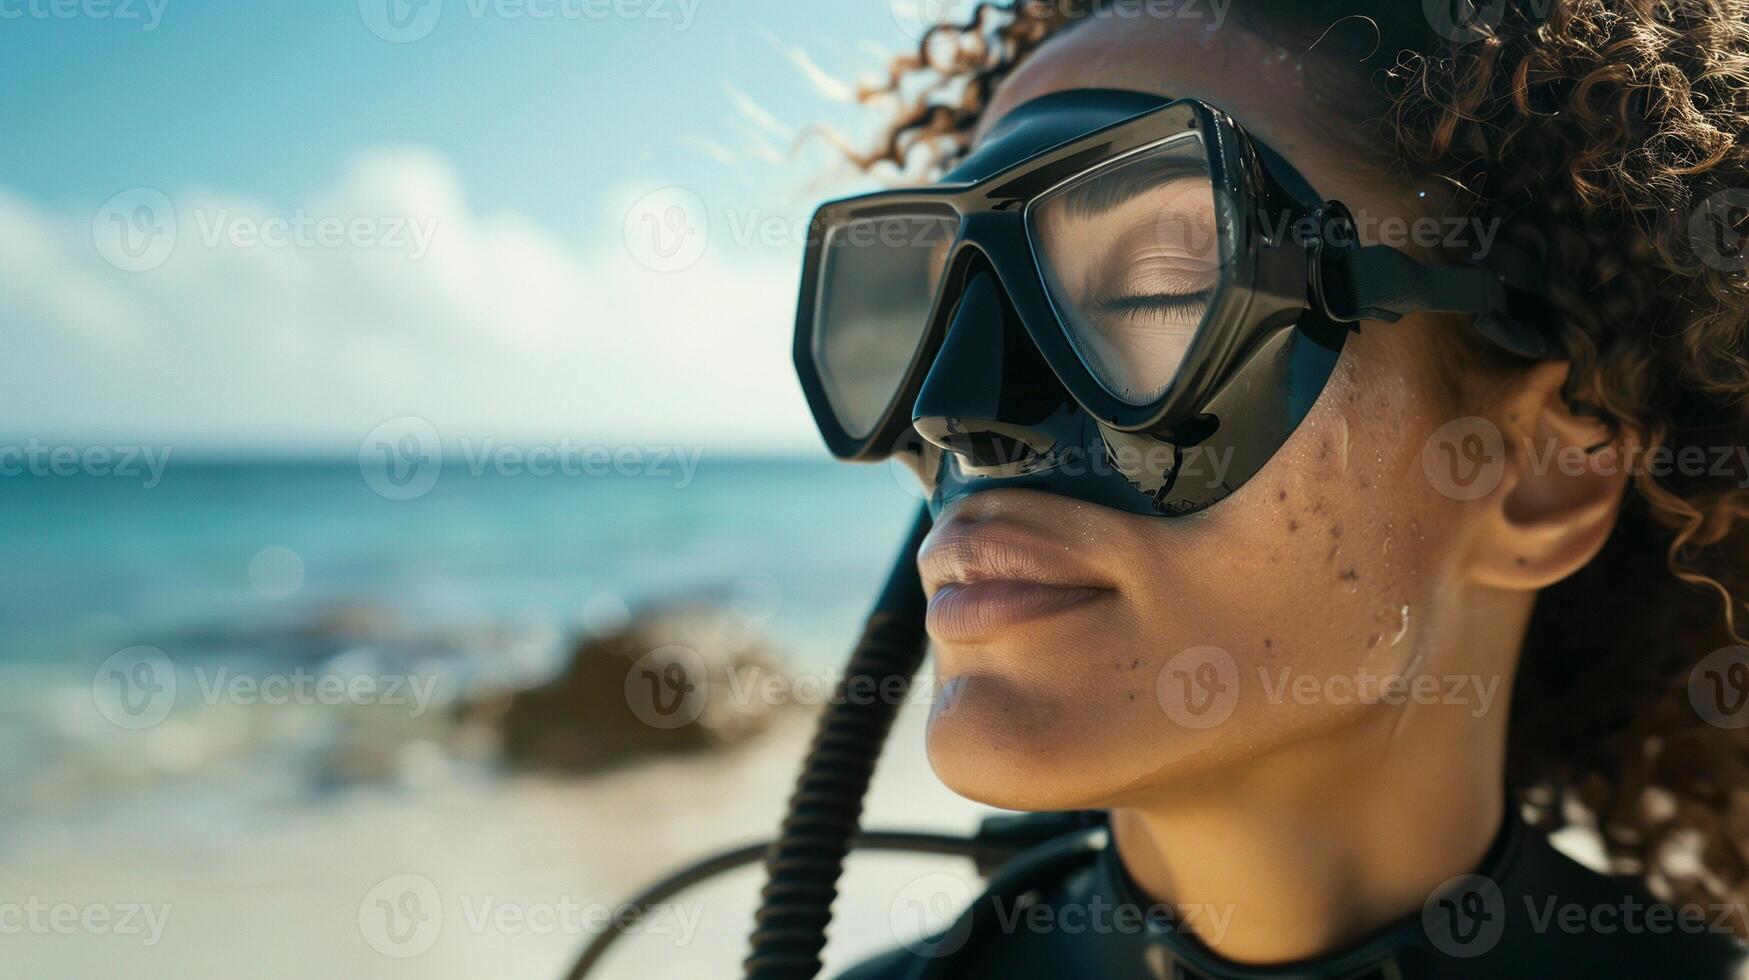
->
xmin=786 ymin=1 xmax=1749 ymax=977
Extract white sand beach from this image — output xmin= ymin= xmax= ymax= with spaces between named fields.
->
xmin=1 ymin=700 xmax=993 ymax=980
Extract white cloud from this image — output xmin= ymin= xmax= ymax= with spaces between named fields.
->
xmin=0 ymin=149 xmax=822 ymax=455
xmin=723 ymin=82 xmax=796 ymax=142
xmin=759 ymin=28 xmax=856 ymax=103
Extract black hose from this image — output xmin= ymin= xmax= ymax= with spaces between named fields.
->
xmin=744 ymin=507 xmax=934 ymax=979
xmin=564 ymin=830 xmax=1018 ymax=980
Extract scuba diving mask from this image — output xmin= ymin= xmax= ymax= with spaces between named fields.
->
xmin=793 ymin=89 xmax=1554 ymax=517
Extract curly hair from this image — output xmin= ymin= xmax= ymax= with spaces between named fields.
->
xmin=854 ymin=0 xmax=1749 ymax=927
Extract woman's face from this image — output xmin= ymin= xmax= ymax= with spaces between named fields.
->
xmin=919 ymin=14 xmax=1494 ymax=810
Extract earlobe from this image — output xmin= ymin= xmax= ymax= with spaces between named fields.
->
xmin=1466 ymin=361 xmax=1634 ymax=591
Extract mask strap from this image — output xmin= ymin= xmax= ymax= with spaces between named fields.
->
xmin=1319 ymin=242 xmax=1559 ymax=360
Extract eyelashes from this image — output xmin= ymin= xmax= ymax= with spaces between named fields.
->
xmin=1088 ymin=285 xmax=1213 ymax=339
xmin=1092 ymin=290 xmax=1211 ymax=321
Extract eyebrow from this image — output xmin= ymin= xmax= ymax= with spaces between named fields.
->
xmin=1056 ymin=148 xmax=1208 ymax=222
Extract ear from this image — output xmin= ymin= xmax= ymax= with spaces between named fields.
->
xmin=1465 ymin=361 xmax=1634 ymax=591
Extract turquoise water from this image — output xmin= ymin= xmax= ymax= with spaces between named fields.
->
xmin=0 ymin=457 xmax=922 ymax=674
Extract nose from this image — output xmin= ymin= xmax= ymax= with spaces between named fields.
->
xmin=910 ymin=266 xmax=1075 ymax=474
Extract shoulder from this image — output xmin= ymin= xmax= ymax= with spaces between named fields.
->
xmin=1473 ymin=828 xmax=1745 ymax=979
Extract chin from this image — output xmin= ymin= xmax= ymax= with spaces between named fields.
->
xmin=923 ymin=669 xmax=1156 ymax=812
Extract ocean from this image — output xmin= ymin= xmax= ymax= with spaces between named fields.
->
xmin=0 ymin=456 xmax=924 ymax=825
xmin=0 ymin=456 xmax=921 ymax=670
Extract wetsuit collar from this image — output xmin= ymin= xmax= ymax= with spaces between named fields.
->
xmin=1098 ymin=810 xmax=1523 ymax=980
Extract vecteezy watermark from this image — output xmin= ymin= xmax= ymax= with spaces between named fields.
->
xmin=624 ymin=645 xmax=711 ymax=730
xmin=0 ymin=899 xmax=172 ymax=947
xmin=1154 ymin=649 xmax=1502 ymax=729
xmin=191 ymin=208 xmax=439 ymax=260
xmin=1420 ymin=417 xmax=1749 ymax=502
xmin=358 ymin=0 xmax=699 ymax=43
xmin=624 ymin=196 xmax=958 ymax=273
xmin=1421 ymin=0 xmax=1507 ymax=43
xmin=1423 ymin=873 xmax=1745 ymax=956
xmin=1689 ymin=188 xmax=1749 ymax=273
xmin=359 ymin=874 xmax=443 ymax=958
xmin=90 ymin=647 xmax=446 ymax=730
xmin=888 ymin=871 xmax=1234 ymax=957
xmin=0 ymin=0 xmax=169 ymax=29
xmin=1257 ymin=666 xmax=1503 ymax=718
xmin=623 ymin=187 xmax=710 ymax=272
xmin=1155 ymin=645 xmax=1240 ymax=729
xmin=455 ymin=438 xmax=704 ymax=488
xmin=1426 ymin=0 xmax=1564 ymax=45
xmin=0 ymin=440 xmax=171 ymax=489
xmin=456 ymin=895 xmax=702 ymax=942
xmin=887 ymin=436 xmax=1238 ymax=504
xmin=191 ymin=666 xmax=443 ymax=718
xmin=720 ymin=667 xmax=962 ymax=713
xmin=358 ymin=418 xmax=709 ymax=501
xmin=91 ymin=646 xmax=177 ymax=730
xmin=92 ymin=189 xmax=440 ymax=271
xmin=889 ymin=872 xmax=977 ymax=957
xmin=987 ymin=894 xmax=1233 ymax=943
xmin=1422 ymin=873 xmax=1506 ymax=957
xmin=358 ymin=874 xmax=703 ymax=958
xmin=93 ymin=188 xmax=177 ymax=273
xmin=1524 ymin=896 xmax=1748 ymax=938
xmin=359 ymin=417 xmax=443 ymax=501
xmin=1421 ymin=417 xmax=1508 ymax=501
xmin=1690 ymin=646 xmax=1749 ymax=730
xmin=1153 ymin=193 xmax=1506 ymax=264
xmin=623 ymin=647 xmax=963 ymax=731
xmin=891 ymin=0 xmax=1231 ymax=43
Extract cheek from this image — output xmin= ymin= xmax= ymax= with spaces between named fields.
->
xmin=924 ymin=331 xmax=1472 ymax=809
xmin=1123 ymin=330 xmax=1472 ymax=755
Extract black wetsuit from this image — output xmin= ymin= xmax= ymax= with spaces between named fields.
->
xmin=838 ymin=812 xmax=1744 ymax=980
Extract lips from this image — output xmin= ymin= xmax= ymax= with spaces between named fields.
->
xmin=919 ymin=517 xmax=1115 ymax=643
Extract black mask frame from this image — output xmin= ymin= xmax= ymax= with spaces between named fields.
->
xmin=794 ymin=90 xmax=1554 ymax=517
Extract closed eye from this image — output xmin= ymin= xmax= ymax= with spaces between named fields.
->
xmin=1092 ymin=290 xmax=1212 ymax=322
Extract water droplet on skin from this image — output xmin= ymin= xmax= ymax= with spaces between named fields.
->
xmin=1391 ymin=604 xmax=1411 ymax=646
xmin=1334 ymin=415 xmax=1351 ymax=473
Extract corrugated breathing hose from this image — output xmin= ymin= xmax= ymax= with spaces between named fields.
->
xmin=743 ymin=507 xmax=934 ymax=979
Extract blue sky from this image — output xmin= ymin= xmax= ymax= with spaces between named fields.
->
xmin=0 ymin=0 xmax=969 ymax=455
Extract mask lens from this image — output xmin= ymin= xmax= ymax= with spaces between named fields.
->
xmin=1027 ymin=131 xmax=1228 ymax=407
xmin=812 ymin=211 xmax=957 ymax=440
